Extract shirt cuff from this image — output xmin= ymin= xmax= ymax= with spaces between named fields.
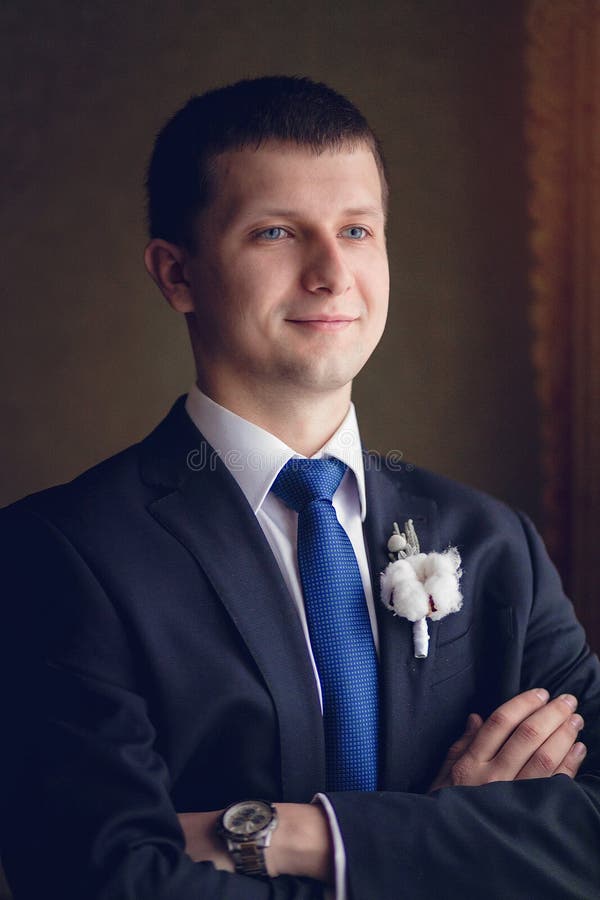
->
xmin=312 ymin=793 xmax=347 ymax=900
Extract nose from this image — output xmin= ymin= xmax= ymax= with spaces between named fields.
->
xmin=301 ymin=236 xmax=353 ymax=297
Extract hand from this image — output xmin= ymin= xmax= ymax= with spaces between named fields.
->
xmin=178 ymin=810 xmax=234 ymax=872
xmin=178 ymin=803 xmax=334 ymax=884
xmin=429 ymin=688 xmax=587 ymax=792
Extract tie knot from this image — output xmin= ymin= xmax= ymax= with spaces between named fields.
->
xmin=270 ymin=457 xmax=347 ymax=512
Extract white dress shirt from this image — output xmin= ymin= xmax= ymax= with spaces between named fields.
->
xmin=184 ymin=384 xmax=377 ymax=899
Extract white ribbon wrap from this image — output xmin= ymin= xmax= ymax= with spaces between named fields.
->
xmin=412 ymin=618 xmax=430 ymax=659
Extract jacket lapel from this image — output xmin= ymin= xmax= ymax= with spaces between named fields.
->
xmin=363 ymin=459 xmax=440 ymax=791
xmin=139 ymin=397 xmax=325 ymax=802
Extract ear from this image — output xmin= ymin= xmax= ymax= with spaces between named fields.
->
xmin=144 ymin=239 xmax=195 ymax=313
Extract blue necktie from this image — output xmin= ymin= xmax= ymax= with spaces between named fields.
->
xmin=271 ymin=457 xmax=379 ymax=791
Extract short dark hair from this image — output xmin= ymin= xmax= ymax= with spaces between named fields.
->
xmin=146 ymin=75 xmax=388 ymax=249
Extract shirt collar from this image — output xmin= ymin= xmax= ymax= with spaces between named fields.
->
xmin=184 ymin=383 xmax=367 ymax=520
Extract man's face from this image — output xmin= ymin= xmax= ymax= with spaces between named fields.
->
xmin=184 ymin=140 xmax=389 ymax=406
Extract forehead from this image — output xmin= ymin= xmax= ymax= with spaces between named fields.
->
xmin=206 ymin=141 xmax=385 ymax=224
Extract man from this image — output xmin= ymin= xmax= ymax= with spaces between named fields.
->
xmin=1 ymin=76 xmax=599 ymax=899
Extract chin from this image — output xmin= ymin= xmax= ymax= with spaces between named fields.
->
xmin=278 ymin=358 xmax=364 ymax=394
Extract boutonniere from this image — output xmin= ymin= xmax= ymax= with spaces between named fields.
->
xmin=380 ymin=520 xmax=463 ymax=658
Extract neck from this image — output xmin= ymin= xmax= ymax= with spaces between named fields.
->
xmin=195 ymin=377 xmax=352 ymax=457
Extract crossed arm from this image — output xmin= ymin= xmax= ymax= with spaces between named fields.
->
xmin=179 ymin=687 xmax=588 ymax=884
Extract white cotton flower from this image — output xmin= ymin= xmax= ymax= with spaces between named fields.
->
xmin=380 ymin=548 xmax=463 ymax=622
xmin=421 ymin=548 xmax=463 ymax=621
xmin=380 ymin=555 xmax=430 ymax=621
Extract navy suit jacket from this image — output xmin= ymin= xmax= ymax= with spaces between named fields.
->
xmin=1 ymin=395 xmax=600 ymax=899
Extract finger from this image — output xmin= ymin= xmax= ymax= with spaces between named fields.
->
xmin=494 ymin=694 xmax=579 ymax=775
xmin=553 ymin=742 xmax=587 ymax=779
xmin=467 ymin=712 xmax=484 ymax=733
xmin=428 ymin=713 xmax=483 ymax=793
xmin=445 ymin=713 xmax=484 ymax=760
xmin=515 ymin=713 xmax=584 ymax=779
xmin=467 ymin=689 xmax=551 ymax=762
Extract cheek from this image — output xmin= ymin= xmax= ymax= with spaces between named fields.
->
xmin=376 ymin=264 xmax=390 ymax=320
xmin=360 ymin=261 xmax=389 ymax=318
xmin=248 ymin=252 xmax=295 ymax=287
xmin=377 ymin=254 xmax=391 ymax=299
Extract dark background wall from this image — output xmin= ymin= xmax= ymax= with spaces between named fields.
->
xmin=1 ymin=0 xmax=539 ymax=525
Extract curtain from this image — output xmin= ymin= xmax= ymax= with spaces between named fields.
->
xmin=526 ymin=0 xmax=600 ymax=651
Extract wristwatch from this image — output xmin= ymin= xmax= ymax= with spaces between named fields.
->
xmin=218 ymin=799 xmax=279 ymax=876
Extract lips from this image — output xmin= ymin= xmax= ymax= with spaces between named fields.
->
xmin=286 ymin=317 xmax=357 ymax=331
xmin=288 ymin=316 xmax=356 ymax=323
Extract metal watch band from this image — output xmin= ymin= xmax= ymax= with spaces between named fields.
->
xmin=229 ymin=839 xmax=269 ymax=877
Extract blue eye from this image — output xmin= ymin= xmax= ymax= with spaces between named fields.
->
xmin=342 ymin=226 xmax=368 ymax=240
xmin=258 ymin=227 xmax=288 ymax=241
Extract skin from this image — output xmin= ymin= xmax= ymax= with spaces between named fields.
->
xmin=428 ymin=689 xmax=586 ymax=792
xmin=145 ymin=142 xmax=586 ymax=884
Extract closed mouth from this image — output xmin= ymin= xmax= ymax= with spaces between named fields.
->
xmin=286 ymin=317 xmax=357 ymax=330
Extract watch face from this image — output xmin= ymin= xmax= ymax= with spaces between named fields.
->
xmin=223 ymin=800 xmax=272 ymax=837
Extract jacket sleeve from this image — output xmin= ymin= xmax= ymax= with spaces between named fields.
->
xmin=0 ymin=506 xmax=324 ymax=900
xmin=326 ymin=513 xmax=600 ymax=900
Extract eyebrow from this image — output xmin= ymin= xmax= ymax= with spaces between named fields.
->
xmin=229 ymin=205 xmax=386 ymax=229
xmin=248 ymin=206 xmax=384 ymax=219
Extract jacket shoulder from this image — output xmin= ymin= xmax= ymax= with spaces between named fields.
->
xmin=1 ymin=441 xmax=143 ymax=526
xmin=368 ymin=452 xmax=525 ymax=527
